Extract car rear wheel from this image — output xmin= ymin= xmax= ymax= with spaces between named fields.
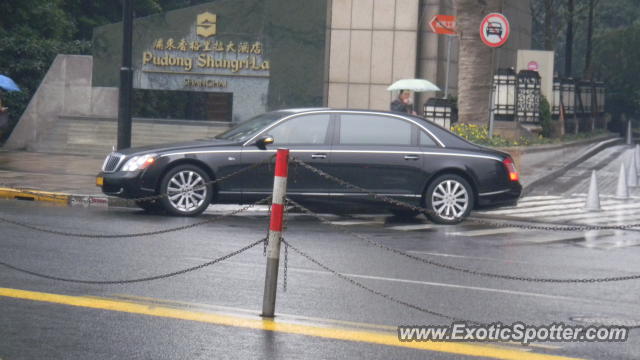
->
xmin=424 ymin=174 xmax=474 ymax=224
xmin=159 ymin=165 xmax=212 ymax=216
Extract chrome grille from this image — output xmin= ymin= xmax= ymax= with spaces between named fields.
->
xmin=102 ymin=152 xmax=125 ymax=173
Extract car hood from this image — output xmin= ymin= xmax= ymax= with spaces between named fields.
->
xmin=116 ymin=139 xmax=238 ymax=156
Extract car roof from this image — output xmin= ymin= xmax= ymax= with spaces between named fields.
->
xmin=277 ymin=108 xmax=411 ymax=116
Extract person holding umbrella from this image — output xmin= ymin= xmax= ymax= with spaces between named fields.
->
xmin=0 ymin=75 xmax=21 ymax=111
xmin=387 ymin=78 xmax=440 ymax=115
xmin=390 ymin=89 xmax=416 ymax=115
xmin=0 ymin=75 xmax=21 ymax=136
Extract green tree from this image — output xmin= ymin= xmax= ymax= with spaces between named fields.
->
xmin=455 ymin=0 xmax=502 ymax=125
xmin=593 ymin=23 xmax=640 ymax=119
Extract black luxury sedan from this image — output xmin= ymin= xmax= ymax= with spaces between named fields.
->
xmin=97 ymin=109 xmax=521 ymax=224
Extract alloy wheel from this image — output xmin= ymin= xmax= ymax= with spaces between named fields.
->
xmin=431 ymin=179 xmax=469 ymax=221
xmin=166 ymin=170 xmax=207 ymax=212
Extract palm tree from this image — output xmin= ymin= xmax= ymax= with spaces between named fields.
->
xmin=456 ymin=0 xmax=501 ymax=125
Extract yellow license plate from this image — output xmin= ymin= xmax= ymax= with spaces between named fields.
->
xmin=96 ymin=176 xmax=104 ymax=187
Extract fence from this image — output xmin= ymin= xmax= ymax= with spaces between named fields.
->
xmin=1 ymin=150 xmax=639 ymax=331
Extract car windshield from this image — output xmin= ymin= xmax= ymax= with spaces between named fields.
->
xmin=214 ymin=112 xmax=284 ymax=142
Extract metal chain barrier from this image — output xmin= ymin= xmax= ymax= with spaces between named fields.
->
xmin=468 ymin=216 xmax=640 ymax=232
xmin=291 ymin=157 xmax=640 ymax=232
xmin=0 ymin=155 xmax=275 ymax=205
xmin=282 ymin=238 xmax=476 ymax=324
xmin=286 ymin=197 xmax=640 ymax=283
xmin=283 ymin=240 xmax=288 ymax=292
xmin=0 ymin=237 xmax=265 ymax=285
xmin=291 ymin=157 xmax=432 ymax=216
xmin=0 ymin=196 xmax=271 ymax=239
xmin=128 ymin=155 xmax=275 ymax=204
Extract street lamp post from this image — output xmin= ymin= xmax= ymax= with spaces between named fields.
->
xmin=561 ymin=78 xmax=576 ymax=134
xmin=423 ymin=98 xmax=455 ymax=129
xmin=492 ymin=68 xmax=517 ymax=122
xmin=515 ymin=70 xmax=541 ymax=124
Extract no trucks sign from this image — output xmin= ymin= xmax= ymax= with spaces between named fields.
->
xmin=479 ymin=13 xmax=510 ymax=48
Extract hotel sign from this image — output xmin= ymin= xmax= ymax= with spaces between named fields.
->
xmin=196 ymin=11 xmax=217 ymax=37
xmin=140 ymin=12 xmax=270 ymax=90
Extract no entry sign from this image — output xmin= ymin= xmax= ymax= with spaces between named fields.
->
xmin=479 ymin=13 xmax=510 ymax=48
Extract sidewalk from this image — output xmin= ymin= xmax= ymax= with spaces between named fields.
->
xmin=527 ymin=143 xmax=635 ymax=196
xmin=500 ymin=134 xmax=621 ymax=189
xmin=0 ymin=151 xmax=103 ymax=195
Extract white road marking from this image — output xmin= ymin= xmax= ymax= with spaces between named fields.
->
xmin=508 ymin=231 xmax=614 ymax=245
xmin=216 ymin=260 xmax=634 ymax=307
xmin=447 ymin=227 xmax=520 ymax=237
xmin=480 ymin=200 xmax=621 ymax=216
xmin=385 ymin=224 xmax=437 ymax=231
xmin=328 ymin=220 xmax=384 ymax=226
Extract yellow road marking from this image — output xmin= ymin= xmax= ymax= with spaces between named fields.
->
xmin=0 ymin=187 xmax=69 ymax=205
xmin=109 ymin=293 xmax=562 ymax=350
xmin=0 ymin=287 xmax=583 ymax=360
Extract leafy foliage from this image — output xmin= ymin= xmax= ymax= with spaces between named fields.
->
xmin=539 ymin=95 xmax=553 ymax=137
xmin=531 ymin=0 xmax=640 ymax=120
xmin=593 ymin=23 xmax=640 ymax=120
xmin=0 ymin=0 xmax=215 ymax=141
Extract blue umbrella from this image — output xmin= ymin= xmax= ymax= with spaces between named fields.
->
xmin=0 ymin=75 xmax=20 ymax=92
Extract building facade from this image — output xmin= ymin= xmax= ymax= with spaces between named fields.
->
xmin=5 ymin=0 xmax=532 ymax=153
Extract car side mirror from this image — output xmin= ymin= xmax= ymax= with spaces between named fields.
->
xmin=255 ymin=135 xmax=274 ymax=150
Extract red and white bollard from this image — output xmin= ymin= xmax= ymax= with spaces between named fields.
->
xmin=262 ymin=148 xmax=289 ymax=318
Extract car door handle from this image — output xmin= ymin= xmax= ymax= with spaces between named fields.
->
xmin=311 ymin=153 xmax=327 ymax=159
xmin=404 ymin=155 xmax=420 ymax=160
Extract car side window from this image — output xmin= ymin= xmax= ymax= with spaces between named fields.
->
xmin=268 ymin=114 xmax=331 ymax=145
xmin=420 ymin=131 xmax=437 ymax=147
xmin=339 ymin=114 xmax=412 ymax=146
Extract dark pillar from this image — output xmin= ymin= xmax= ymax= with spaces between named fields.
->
xmin=117 ymin=0 xmax=134 ymax=150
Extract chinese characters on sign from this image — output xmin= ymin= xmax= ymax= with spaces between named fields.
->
xmin=141 ymin=12 xmax=270 ymax=90
xmin=151 ymin=39 xmax=263 ymax=54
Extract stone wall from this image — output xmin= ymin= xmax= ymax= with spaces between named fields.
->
xmin=4 ymin=55 xmax=118 ymax=150
xmin=327 ymin=0 xmax=419 ymax=110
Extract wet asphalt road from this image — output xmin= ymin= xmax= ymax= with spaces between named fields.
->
xmin=1 ymin=200 xmax=640 ymax=359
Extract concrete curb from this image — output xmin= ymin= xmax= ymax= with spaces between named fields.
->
xmin=522 ymin=137 xmax=625 ymax=195
xmin=0 ymin=187 xmax=118 ymax=208
xmin=0 ymin=187 xmax=71 ymax=206
xmin=496 ymin=134 xmax=618 ymax=154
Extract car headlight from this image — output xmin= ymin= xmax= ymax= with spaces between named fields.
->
xmin=121 ymin=154 xmax=157 ymax=172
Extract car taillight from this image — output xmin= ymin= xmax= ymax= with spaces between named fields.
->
xmin=502 ymin=157 xmax=519 ymax=182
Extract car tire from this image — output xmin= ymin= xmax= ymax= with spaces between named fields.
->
xmin=135 ymin=199 xmax=165 ymax=214
xmin=424 ymin=174 xmax=474 ymax=224
xmin=159 ymin=164 xmax=212 ymax=216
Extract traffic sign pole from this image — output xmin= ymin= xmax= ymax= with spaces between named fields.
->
xmin=480 ymin=13 xmax=509 ymax=139
xmin=444 ymin=35 xmax=453 ymax=99
xmin=428 ymin=15 xmax=457 ymax=99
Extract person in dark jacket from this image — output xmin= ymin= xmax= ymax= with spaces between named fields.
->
xmin=390 ymin=90 xmax=416 ymax=115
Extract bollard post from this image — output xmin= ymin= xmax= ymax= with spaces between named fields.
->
xmin=626 ymin=118 xmax=633 ymax=146
xmin=262 ymin=148 xmax=289 ymax=318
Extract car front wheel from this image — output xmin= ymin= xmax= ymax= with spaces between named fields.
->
xmin=159 ymin=165 xmax=212 ymax=216
xmin=424 ymin=174 xmax=474 ymax=224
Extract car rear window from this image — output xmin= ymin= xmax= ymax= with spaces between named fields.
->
xmin=339 ymin=114 xmax=412 ymax=146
